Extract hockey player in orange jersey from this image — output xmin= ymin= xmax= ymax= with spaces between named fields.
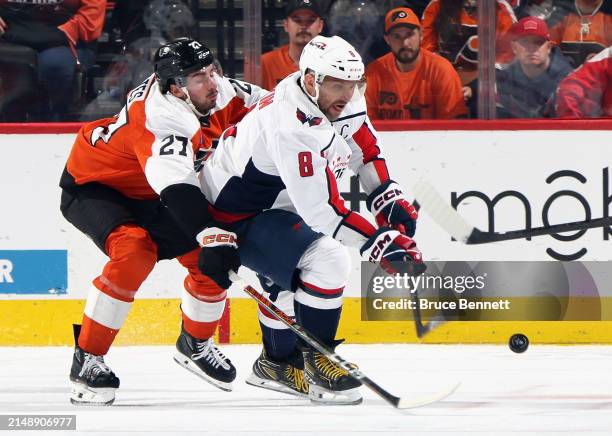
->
xmin=60 ymin=37 xmax=266 ymax=405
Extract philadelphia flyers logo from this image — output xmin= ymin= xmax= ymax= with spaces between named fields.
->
xmin=391 ymin=10 xmax=408 ymax=22
xmin=379 ymin=91 xmax=398 ymax=105
xmin=439 ymin=24 xmax=478 ymax=65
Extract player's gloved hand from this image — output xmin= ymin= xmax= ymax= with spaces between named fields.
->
xmin=366 ymin=180 xmax=418 ymax=237
xmin=360 ymin=227 xmax=426 ymax=275
xmin=256 ymin=274 xmax=284 ymax=302
xmin=197 ymin=227 xmax=240 ymax=289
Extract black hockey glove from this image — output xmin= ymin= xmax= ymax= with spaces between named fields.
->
xmin=197 ymin=227 xmax=241 ymax=289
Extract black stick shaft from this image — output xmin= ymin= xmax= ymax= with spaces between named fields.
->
xmin=468 ymin=216 xmax=612 ymax=244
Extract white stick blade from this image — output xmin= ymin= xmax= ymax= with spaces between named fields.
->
xmin=412 ymin=179 xmax=474 ymax=244
xmin=396 ymin=382 xmax=460 ymax=409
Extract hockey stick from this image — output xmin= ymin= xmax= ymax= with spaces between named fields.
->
xmin=412 ymin=179 xmax=612 ymax=245
xmin=410 ymin=289 xmax=446 ymax=338
xmin=230 ymin=271 xmax=458 ymax=409
xmin=372 ymin=263 xmax=445 ymax=339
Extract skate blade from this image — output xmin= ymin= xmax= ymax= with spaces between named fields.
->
xmin=173 ymin=353 xmax=233 ymax=392
xmin=308 ymin=385 xmax=362 ymax=406
xmin=70 ymin=381 xmax=115 ymax=406
xmin=245 ymin=373 xmax=309 ymax=398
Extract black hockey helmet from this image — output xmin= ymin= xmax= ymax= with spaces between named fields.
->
xmin=154 ymin=37 xmax=214 ymax=93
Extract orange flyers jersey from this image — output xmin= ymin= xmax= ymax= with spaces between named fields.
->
xmin=66 ymin=74 xmax=266 ymax=200
xmin=422 ymin=0 xmax=516 ymax=77
xmin=549 ymin=2 xmax=612 ymax=67
xmin=260 ymin=45 xmax=299 ymax=90
xmin=365 ymin=50 xmax=468 ymax=120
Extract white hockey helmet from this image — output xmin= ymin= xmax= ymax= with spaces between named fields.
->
xmin=299 ymin=35 xmax=365 ymax=104
xmin=299 ymin=35 xmax=365 ymax=83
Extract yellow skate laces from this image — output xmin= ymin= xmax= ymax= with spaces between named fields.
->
xmin=314 ymin=353 xmax=348 ymax=381
xmin=285 ymin=366 xmax=309 ymax=393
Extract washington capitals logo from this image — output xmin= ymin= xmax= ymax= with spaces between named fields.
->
xmin=296 ymin=108 xmax=322 ymax=127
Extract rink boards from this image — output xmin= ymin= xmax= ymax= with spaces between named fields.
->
xmin=1 ymin=124 xmax=612 ymax=345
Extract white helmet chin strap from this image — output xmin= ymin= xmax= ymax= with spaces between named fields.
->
xmin=180 ymin=86 xmax=209 ymax=118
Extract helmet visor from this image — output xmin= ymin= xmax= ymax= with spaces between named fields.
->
xmin=318 ymin=77 xmax=367 ymax=103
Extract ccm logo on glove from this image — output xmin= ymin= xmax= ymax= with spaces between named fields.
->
xmin=197 ymin=227 xmax=238 ymax=248
xmin=368 ymin=233 xmax=393 ymax=262
xmin=371 ymin=188 xmax=403 ymax=212
xmin=201 ymin=233 xmax=237 ymax=246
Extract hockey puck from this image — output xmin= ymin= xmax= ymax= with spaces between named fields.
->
xmin=509 ymin=333 xmax=529 ymax=353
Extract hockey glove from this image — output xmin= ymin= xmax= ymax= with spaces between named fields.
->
xmin=197 ymin=227 xmax=241 ymax=289
xmin=366 ymin=181 xmax=418 ymax=237
xmin=360 ymin=227 xmax=426 ymax=276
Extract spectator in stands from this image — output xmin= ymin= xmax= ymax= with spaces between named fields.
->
xmin=0 ymin=0 xmax=106 ymax=121
xmin=556 ymin=46 xmax=612 ymax=117
xmin=260 ymin=0 xmax=324 ymax=90
xmin=548 ymin=0 xmax=612 ymax=68
xmin=365 ymin=7 xmax=467 ymax=120
xmin=325 ymin=1 xmax=432 ymax=65
xmin=421 ymin=0 xmax=516 ymax=115
xmin=496 ymin=16 xmax=573 ymax=118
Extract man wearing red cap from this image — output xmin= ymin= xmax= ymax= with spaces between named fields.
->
xmin=365 ymin=6 xmax=467 ymax=120
xmin=496 ymin=16 xmax=573 ymax=118
xmin=260 ymin=0 xmax=324 ymax=90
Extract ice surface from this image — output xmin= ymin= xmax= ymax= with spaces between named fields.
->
xmin=1 ymin=344 xmax=611 ymax=435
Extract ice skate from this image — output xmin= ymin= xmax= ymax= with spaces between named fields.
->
xmin=174 ymin=327 xmax=236 ymax=391
xmin=69 ymin=324 xmax=119 ymax=406
xmin=246 ymin=349 xmax=309 ymax=398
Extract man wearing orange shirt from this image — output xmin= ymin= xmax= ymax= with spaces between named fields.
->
xmin=260 ymin=0 xmax=324 ymax=90
xmin=365 ymin=7 xmax=467 ymax=120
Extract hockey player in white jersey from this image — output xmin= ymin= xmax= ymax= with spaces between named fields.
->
xmin=199 ymin=35 xmax=422 ymax=405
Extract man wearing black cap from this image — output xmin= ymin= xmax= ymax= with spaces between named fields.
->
xmin=260 ymin=0 xmax=324 ymax=90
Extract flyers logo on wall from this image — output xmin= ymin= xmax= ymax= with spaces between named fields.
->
xmin=0 ymin=250 xmax=67 ymax=294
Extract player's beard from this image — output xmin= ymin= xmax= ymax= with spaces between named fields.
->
xmin=394 ymin=47 xmax=420 ymax=66
xmin=322 ymin=99 xmax=348 ymax=121
xmin=193 ymin=90 xmax=218 ymax=114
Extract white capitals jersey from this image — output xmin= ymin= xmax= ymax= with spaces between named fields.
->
xmin=200 ymin=72 xmax=393 ymax=249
